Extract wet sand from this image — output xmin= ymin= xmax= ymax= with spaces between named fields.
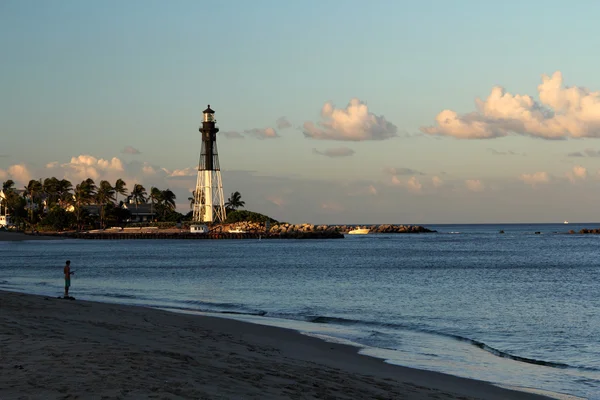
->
xmin=0 ymin=290 xmax=552 ymax=399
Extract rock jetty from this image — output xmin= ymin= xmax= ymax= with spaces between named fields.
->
xmin=571 ymin=228 xmax=600 ymax=234
xmin=225 ymin=222 xmax=435 ymax=234
xmin=38 ymin=223 xmax=435 ymax=240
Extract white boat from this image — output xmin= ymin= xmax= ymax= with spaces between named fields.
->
xmin=347 ymin=228 xmax=370 ymax=235
xmin=564 ymin=221 xmax=569 ymax=224
xmin=228 ymin=228 xmax=247 ymax=234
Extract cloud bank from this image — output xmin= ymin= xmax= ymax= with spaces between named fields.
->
xmin=422 ymin=71 xmax=600 ymax=140
xmin=303 ymin=98 xmax=398 ymax=141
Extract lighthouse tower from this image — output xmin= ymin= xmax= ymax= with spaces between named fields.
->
xmin=192 ymin=105 xmax=226 ymax=223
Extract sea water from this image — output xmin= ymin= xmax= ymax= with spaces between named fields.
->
xmin=1 ymin=223 xmax=599 ymax=399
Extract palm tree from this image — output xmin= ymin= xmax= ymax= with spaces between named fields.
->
xmin=2 ymin=180 xmax=15 ymax=192
xmin=96 ymin=180 xmax=116 ymax=228
xmin=225 ymin=191 xmax=245 ymax=211
xmin=25 ymin=179 xmax=43 ymax=228
xmin=43 ymin=177 xmax=60 ymax=209
xmin=74 ymin=179 xmax=96 ymax=230
xmin=114 ymin=179 xmax=127 ymax=204
xmin=130 ymin=184 xmax=147 ymax=205
xmin=149 ymin=187 xmax=162 ymax=222
xmin=130 ymin=184 xmax=147 ymax=221
xmin=56 ymin=179 xmax=73 ymax=209
xmin=160 ymin=189 xmax=176 ymax=219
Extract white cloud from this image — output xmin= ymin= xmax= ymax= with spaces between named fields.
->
xmin=390 ymin=175 xmax=423 ymax=193
xmin=53 ymin=155 xmax=124 ymax=181
xmin=313 ymin=147 xmax=355 ymax=157
xmin=167 ymin=167 xmax=196 ymax=177
xmin=7 ymin=164 xmax=32 ymax=184
xmin=122 ymin=146 xmax=141 ymax=155
xmin=142 ymin=164 xmax=156 ymax=175
xmin=567 ymin=165 xmax=587 ymax=182
xmin=519 ymin=172 xmax=550 ymax=187
xmin=422 ymin=71 xmax=600 ymax=140
xmin=303 ymin=98 xmax=398 ymax=141
xmin=465 ymin=179 xmax=484 ymax=192
xmin=223 ymin=127 xmax=280 ymax=140
xmin=406 ymin=177 xmax=422 ymax=193
xmin=432 ymin=176 xmax=443 ymax=187
xmin=98 ymin=157 xmax=124 ymax=171
xmin=244 ymin=127 xmax=279 ymax=139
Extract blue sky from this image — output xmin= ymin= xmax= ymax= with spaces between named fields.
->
xmin=3 ymin=0 xmax=600 ymax=224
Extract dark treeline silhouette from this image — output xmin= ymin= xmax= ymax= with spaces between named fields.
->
xmin=0 ymin=177 xmax=183 ymax=232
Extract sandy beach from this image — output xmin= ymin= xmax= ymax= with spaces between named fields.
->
xmin=0 ymin=290 xmax=552 ymax=400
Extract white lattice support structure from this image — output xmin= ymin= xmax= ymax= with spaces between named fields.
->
xmin=193 ymin=169 xmax=226 ymax=223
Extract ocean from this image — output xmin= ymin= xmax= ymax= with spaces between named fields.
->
xmin=1 ymin=223 xmax=599 ymax=399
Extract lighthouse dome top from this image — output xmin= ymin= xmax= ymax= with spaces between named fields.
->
xmin=203 ymin=105 xmax=215 ymax=114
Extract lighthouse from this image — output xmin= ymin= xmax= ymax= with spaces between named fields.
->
xmin=192 ymin=105 xmax=226 ymax=223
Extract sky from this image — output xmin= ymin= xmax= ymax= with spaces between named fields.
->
xmin=3 ymin=0 xmax=600 ymax=224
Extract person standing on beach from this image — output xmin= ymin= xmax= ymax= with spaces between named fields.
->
xmin=64 ymin=260 xmax=74 ymax=297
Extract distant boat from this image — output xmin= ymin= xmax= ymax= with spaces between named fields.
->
xmin=347 ymin=228 xmax=370 ymax=235
xmin=564 ymin=221 xmax=569 ymax=224
xmin=228 ymin=228 xmax=247 ymax=234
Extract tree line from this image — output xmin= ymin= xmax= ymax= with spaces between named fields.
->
xmin=0 ymin=177 xmax=178 ymax=231
xmin=1 ymin=177 xmax=247 ymax=231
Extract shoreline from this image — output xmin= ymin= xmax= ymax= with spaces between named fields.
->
xmin=1 ymin=290 xmax=556 ymax=399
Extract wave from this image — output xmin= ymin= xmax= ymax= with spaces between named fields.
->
xmin=447 ymin=333 xmax=569 ymax=369
xmin=92 ymin=292 xmax=138 ymax=300
xmin=162 ymin=304 xmax=267 ymax=317
xmin=305 ymin=314 xmax=598 ymax=372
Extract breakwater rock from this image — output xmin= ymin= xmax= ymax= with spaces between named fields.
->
xmin=37 ymin=223 xmax=434 ymax=240
xmin=257 ymin=223 xmax=435 ymax=234
xmin=571 ymin=228 xmax=600 ymax=234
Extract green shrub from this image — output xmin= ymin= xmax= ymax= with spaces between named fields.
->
xmin=224 ymin=210 xmax=278 ymax=224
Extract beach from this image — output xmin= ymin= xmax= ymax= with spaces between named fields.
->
xmin=0 ymin=290 xmax=550 ymax=400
